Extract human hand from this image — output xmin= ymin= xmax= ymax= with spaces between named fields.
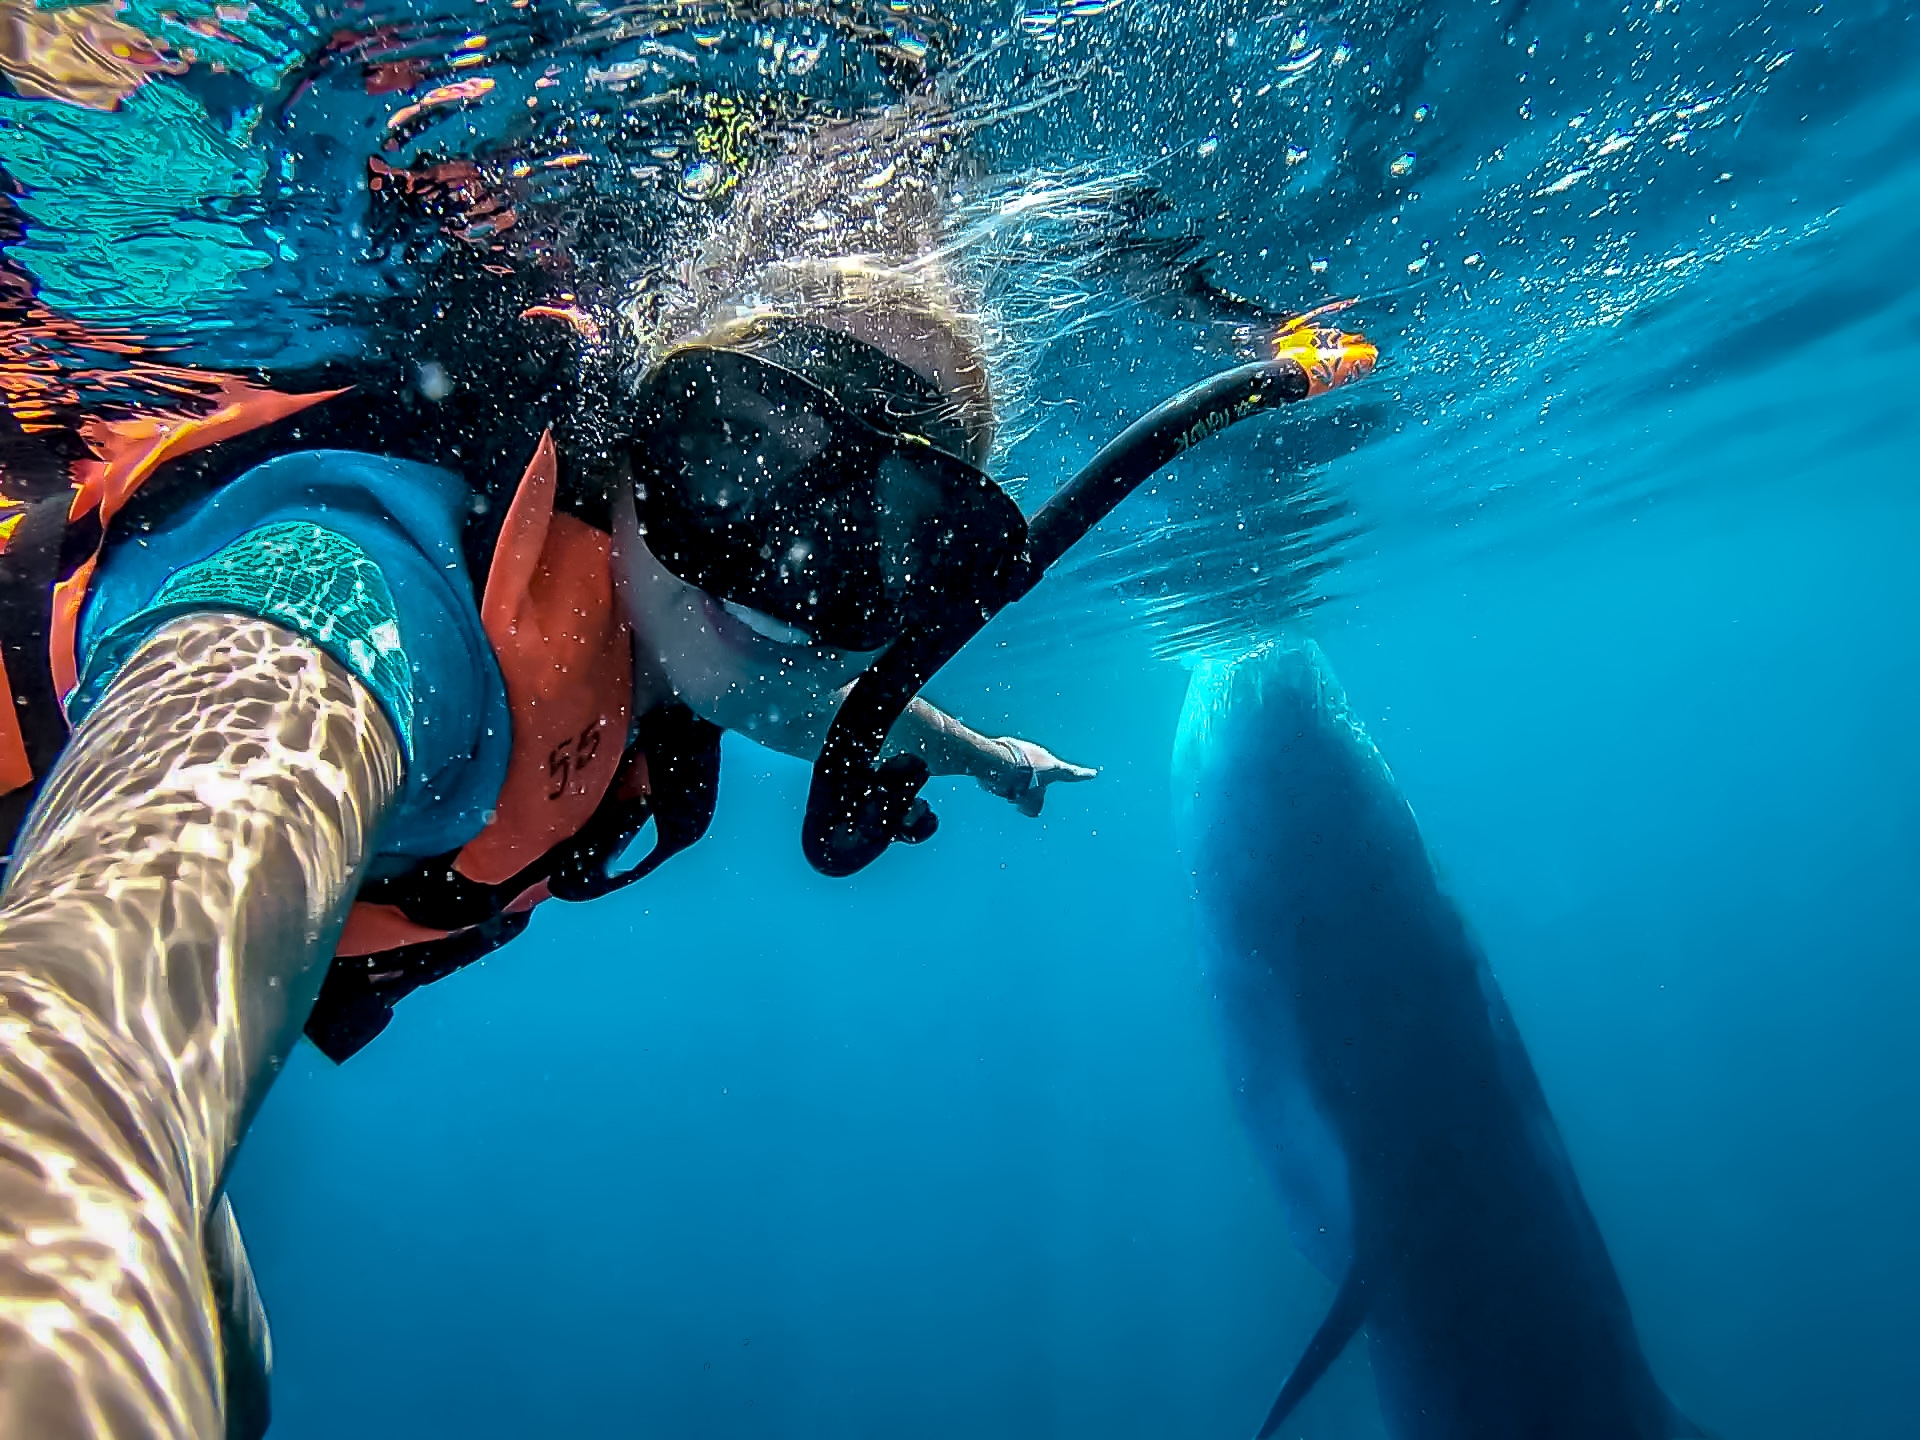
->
xmin=980 ymin=736 xmax=1098 ymax=818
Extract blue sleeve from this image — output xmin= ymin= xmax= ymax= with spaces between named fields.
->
xmin=76 ymin=450 xmax=513 ymax=862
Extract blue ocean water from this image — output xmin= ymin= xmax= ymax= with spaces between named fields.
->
xmin=3 ymin=0 xmax=1917 ymax=1434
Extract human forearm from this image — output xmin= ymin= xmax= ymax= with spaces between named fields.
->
xmin=746 ymin=680 xmax=1095 ymax=817
xmin=0 ymin=614 xmax=400 ymax=1439
xmin=884 ymin=697 xmax=1014 ymax=781
xmin=743 ymin=682 xmax=1004 ymax=778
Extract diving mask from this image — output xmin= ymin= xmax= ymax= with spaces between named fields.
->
xmin=628 ymin=318 xmax=1025 ymax=654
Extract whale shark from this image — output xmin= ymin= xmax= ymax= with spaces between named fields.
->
xmin=1172 ymin=641 xmax=1701 ymax=1440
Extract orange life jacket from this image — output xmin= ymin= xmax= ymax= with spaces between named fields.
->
xmin=0 ymin=377 xmax=720 ymax=1061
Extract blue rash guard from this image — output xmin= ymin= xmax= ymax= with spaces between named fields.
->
xmin=72 ymin=450 xmax=512 ymax=862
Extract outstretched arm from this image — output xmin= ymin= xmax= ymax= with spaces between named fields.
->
xmin=0 ymin=615 xmax=401 ymax=1440
xmin=616 ymin=502 xmax=1097 ymax=816
xmin=884 ymin=698 xmax=1098 ymax=817
xmin=720 ymin=672 xmax=1096 ymax=817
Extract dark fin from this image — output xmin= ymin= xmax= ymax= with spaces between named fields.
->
xmin=1095 ymin=230 xmax=1295 ymax=330
xmin=1254 ymin=1269 xmax=1369 ymax=1440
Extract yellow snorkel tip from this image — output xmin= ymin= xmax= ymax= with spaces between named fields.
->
xmin=1272 ymin=301 xmax=1377 ymax=396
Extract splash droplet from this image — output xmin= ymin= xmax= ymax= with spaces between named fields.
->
xmin=679 ymin=160 xmax=723 ymax=198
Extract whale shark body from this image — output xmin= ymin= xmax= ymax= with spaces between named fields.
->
xmin=1173 ymin=643 xmax=1699 ymax=1440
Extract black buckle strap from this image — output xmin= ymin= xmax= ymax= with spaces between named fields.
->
xmin=304 ymin=908 xmax=534 ymax=1063
xmin=547 ymin=702 xmax=720 ymax=901
xmin=307 ymin=705 xmax=723 ymax=1061
xmin=358 ymin=703 xmax=722 ymax=930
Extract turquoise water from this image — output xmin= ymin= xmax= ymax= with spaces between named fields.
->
xmin=4 ymin=0 xmax=1917 ymax=1435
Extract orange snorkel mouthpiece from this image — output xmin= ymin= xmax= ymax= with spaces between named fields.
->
xmin=1272 ymin=300 xmax=1378 ymax=397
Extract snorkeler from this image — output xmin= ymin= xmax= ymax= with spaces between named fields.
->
xmin=0 ymin=109 xmax=1373 ymax=1438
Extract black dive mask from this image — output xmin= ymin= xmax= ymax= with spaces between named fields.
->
xmin=629 ymin=322 xmax=1024 ymax=652
xmin=628 ymin=313 xmax=1377 ymax=878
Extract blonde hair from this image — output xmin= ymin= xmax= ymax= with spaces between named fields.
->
xmin=620 ymin=101 xmax=1149 ymax=475
xmin=676 ymin=257 xmax=995 ymax=465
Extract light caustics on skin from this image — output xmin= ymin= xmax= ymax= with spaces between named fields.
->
xmin=0 ymin=614 xmax=400 ymax=1439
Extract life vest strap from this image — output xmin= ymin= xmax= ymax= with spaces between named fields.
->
xmin=352 ymin=702 xmax=720 ymax=931
xmin=302 ymin=704 xmax=721 ymax=1062
xmin=304 ymin=908 xmax=536 ymax=1063
xmin=548 ymin=700 xmax=720 ymax=902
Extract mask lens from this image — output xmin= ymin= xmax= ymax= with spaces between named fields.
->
xmin=632 ymin=347 xmax=1026 ymax=652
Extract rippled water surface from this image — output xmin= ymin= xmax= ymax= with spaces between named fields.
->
xmin=4 ymin=0 xmax=1917 ymax=1436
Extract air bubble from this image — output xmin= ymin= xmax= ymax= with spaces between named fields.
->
xmin=680 ymin=161 xmax=723 ymax=198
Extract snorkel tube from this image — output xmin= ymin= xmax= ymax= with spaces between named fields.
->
xmin=803 ymin=313 xmax=1378 ymax=876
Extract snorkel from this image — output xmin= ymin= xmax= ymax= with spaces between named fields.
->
xmin=801 ymin=309 xmax=1377 ymax=876
xmin=623 ymin=293 xmax=1374 ymax=877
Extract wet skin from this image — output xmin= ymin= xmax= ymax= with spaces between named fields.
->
xmin=0 ymin=614 xmax=400 ymax=1440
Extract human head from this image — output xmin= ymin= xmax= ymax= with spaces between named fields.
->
xmin=613 ymin=260 xmax=1006 ymax=742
